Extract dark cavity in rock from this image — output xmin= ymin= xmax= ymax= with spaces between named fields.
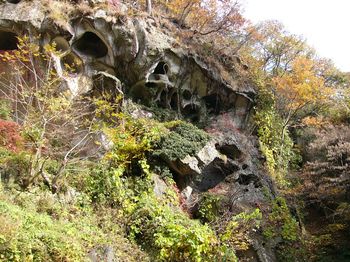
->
xmin=203 ymin=94 xmax=221 ymax=114
xmin=153 ymin=61 xmax=168 ymax=75
xmin=196 ymin=158 xmax=239 ymax=191
xmin=215 ymin=143 xmax=242 ymax=160
xmin=6 ymin=0 xmax=21 ymax=4
xmin=237 ymin=173 xmax=262 ymax=188
xmin=0 ymin=31 xmax=18 ymax=50
xmin=72 ymin=32 xmax=108 ymax=58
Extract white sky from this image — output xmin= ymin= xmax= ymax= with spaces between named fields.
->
xmin=242 ymin=0 xmax=350 ymax=72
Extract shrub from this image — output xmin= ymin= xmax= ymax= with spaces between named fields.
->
xmin=0 ymin=198 xmax=91 ymax=261
xmin=197 ymin=193 xmax=224 ymax=223
xmin=262 ymin=197 xmax=299 ymax=242
xmin=219 ymin=209 xmax=262 ymax=251
xmin=0 ymin=120 xmax=22 ymax=152
xmin=153 ymin=121 xmax=210 ymax=161
xmin=129 ymin=193 xmax=234 ymax=262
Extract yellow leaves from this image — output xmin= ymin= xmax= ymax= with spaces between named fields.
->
xmin=166 ymin=0 xmax=243 ymax=35
xmin=273 ymin=56 xmax=333 ymax=111
xmin=301 ymin=116 xmax=329 ymax=127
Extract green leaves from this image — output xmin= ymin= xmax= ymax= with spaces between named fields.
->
xmin=153 ymin=121 xmax=210 ymax=161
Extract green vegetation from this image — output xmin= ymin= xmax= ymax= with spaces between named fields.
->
xmin=0 ymin=1 xmax=350 ymax=261
xmin=197 ymin=193 xmax=224 ymax=223
xmin=153 ymin=121 xmax=210 ymax=161
xmin=0 ymin=185 xmax=148 ymax=262
xmin=254 ymin=87 xmax=301 ymax=185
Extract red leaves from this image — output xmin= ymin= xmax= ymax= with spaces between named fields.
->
xmin=0 ymin=120 xmax=22 ymax=152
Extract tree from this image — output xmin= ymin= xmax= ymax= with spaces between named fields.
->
xmin=166 ymin=0 xmax=244 ymax=35
xmin=146 ymin=0 xmax=152 ymax=15
xmin=272 ymin=56 xmax=333 ymax=133
xmin=252 ymin=21 xmax=313 ymax=76
xmin=0 ymin=36 xmax=96 ymax=191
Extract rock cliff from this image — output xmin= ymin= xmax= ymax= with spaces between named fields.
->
xmin=0 ymin=1 xmax=278 ymax=261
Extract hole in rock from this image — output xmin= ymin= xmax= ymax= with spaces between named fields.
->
xmin=182 ymin=104 xmax=200 ymax=122
xmin=196 ymin=158 xmax=239 ymax=191
xmin=51 ymin=36 xmax=70 ymax=52
xmin=0 ymin=31 xmax=18 ymax=50
xmin=182 ymin=90 xmax=192 ymax=100
xmin=72 ymin=32 xmax=108 ymax=58
xmin=61 ymin=53 xmax=83 ymax=74
xmin=6 ymin=0 xmax=21 ymax=3
xmin=203 ymin=94 xmax=221 ymax=114
xmin=215 ymin=143 xmax=242 ymax=160
xmin=153 ymin=61 xmax=168 ymax=75
xmin=145 ymin=82 xmax=157 ymax=88
xmin=242 ymin=164 xmax=248 ymax=170
xmin=237 ymin=173 xmax=261 ymax=188
xmin=170 ymin=92 xmax=179 ymax=110
xmin=157 ymin=90 xmax=169 ymax=108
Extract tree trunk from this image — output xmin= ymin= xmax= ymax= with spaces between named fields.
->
xmin=146 ymin=0 xmax=152 ymax=15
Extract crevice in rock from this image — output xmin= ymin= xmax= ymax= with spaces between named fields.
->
xmin=237 ymin=173 xmax=262 ymax=188
xmin=215 ymin=143 xmax=242 ymax=160
xmin=72 ymin=32 xmax=108 ymax=58
xmin=0 ymin=31 xmax=18 ymax=50
xmin=196 ymin=158 xmax=239 ymax=191
xmin=182 ymin=104 xmax=200 ymax=122
xmin=182 ymin=89 xmax=192 ymax=100
xmin=242 ymin=164 xmax=249 ymax=170
xmin=169 ymin=91 xmax=179 ymax=110
xmin=203 ymin=93 xmax=221 ymax=114
xmin=6 ymin=0 xmax=21 ymax=4
xmin=153 ymin=61 xmax=168 ymax=75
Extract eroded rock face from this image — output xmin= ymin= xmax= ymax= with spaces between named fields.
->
xmin=0 ymin=2 xmax=275 ymax=260
xmin=0 ymin=0 xmax=253 ymax=127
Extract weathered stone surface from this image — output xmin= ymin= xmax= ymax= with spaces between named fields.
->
xmin=0 ymin=0 xmax=254 ymax=127
xmin=0 ymin=0 xmax=45 ymax=29
xmin=0 ymin=2 xmax=277 ymax=260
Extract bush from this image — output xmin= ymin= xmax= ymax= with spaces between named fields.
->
xmin=0 ymin=120 xmax=22 ymax=152
xmin=153 ymin=121 xmax=210 ymax=161
xmin=262 ymin=197 xmax=299 ymax=242
xmin=197 ymin=193 xmax=224 ymax=223
xmin=129 ymin=193 xmax=236 ymax=262
xmin=0 ymin=197 xmax=93 ymax=261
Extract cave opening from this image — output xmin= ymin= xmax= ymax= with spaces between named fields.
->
xmin=6 ymin=0 xmax=21 ymax=3
xmin=72 ymin=32 xmax=108 ymax=58
xmin=196 ymin=158 xmax=239 ymax=191
xmin=203 ymin=94 xmax=221 ymax=114
xmin=182 ymin=104 xmax=200 ymax=122
xmin=237 ymin=173 xmax=262 ymax=188
xmin=153 ymin=61 xmax=169 ymax=75
xmin=170 ymin=91 xmax=179 ymax=110
xmin=0 ymin=31 xmax=18 ymax=51
xmin=215 ymin=143 xmax=242 ymax=160
xmin=182 ymin=89 xmax=192 ymax=100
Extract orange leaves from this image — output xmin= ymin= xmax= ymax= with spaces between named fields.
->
xmin=0 ymin=120 xmax=23 ymax=152
xmin=166 ymin=0 xmax=244 ymax=35
xmin=272 ymin=56 xmax=333 ymax=111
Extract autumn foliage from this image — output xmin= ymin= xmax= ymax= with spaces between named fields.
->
xmin=0 ymin=120 xmax=22 ymax=152
xmin=165 ymin=0 xmax=245 ymax=35
xmin=273 ymin=57 xmax=332 ymax=113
